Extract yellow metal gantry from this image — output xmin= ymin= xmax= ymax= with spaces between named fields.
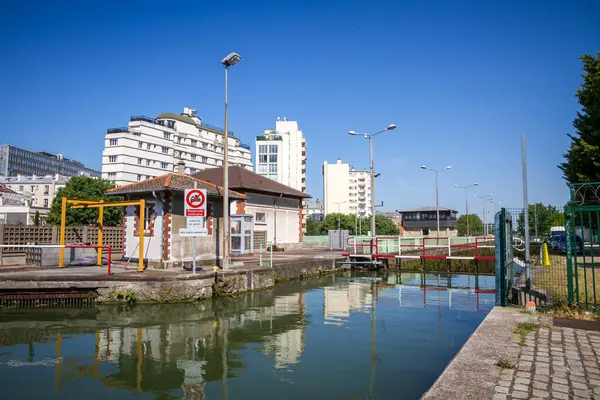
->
xmin=59 ymin=198 xmax=146 ymax=272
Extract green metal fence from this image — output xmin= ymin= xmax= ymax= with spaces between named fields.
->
xmin=565 ymin=184 xmax=600 ymax=309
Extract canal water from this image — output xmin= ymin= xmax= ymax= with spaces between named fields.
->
xmin=0 ymin=272 xmax=494 ymax=400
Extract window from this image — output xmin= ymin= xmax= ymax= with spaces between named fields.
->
xmin=147 ymin=143 xmax=151 ymax=150
xmin=191 ymin=154 xmax=196 ymax=160
xmin=162 ymin=147 xmax=168 ymax=154
xmin=268 ymin=164 xmax=278 ymax=173
xmin=109 ymin=139 xmax=118 ymax=146
xmin=164 ymin=132 xmax=170 ymax=139
xmin=190 ymin=167 xmax=196 ymax=173
xmin=259 ymin=145 xmax=268 ymax=153
xmin=191 ymin=140 xmax=197 ymax=147
xmin=137 ymin=174 xmax=142 ymax=181
xmin=177 ymin=136 xmax=182 ymax=143
xmin=138 ymin=158 xmax=142 ymax=165
xmin=138 ymin=141 xmax=143 ymax=149
xmin=146 ymin=175 xmax=151 ymax=180
xmin=258 ymin=164 xmax=267 ymax=173
xmin=44 ymin=185 xmax=49 ymax=195
xmin=31 ymin=186 xmax=35 ymax=192
xmin=146 ymin=160 xmax=151 ymax=166
xmin=255 ymin=212 xmax=266 ymax=224
xmin=269 ymin=145 xmax=278 ymax=153
xmin=217 ymin=160 xmax=223 ymax=166
xmin=43 ymin=199 xmax=48 ymax=208
xmin=107 ymin=173 xmax=116 ymax=180
xmin=259 ymin=155 xmax=267 ymax=163
xmin=108 ymin=156 xmax=117 ymax=162
xmin=202 ymin=142 xmax=208 ymax=149
xmin=269 ymin=154 xmax=278 ymax=163
xmin=202 ymin=156 xmax=208 ymax=163
xmin=161 ymin=162 xmax=168 ymax=169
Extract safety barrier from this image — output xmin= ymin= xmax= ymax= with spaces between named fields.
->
xmin=343 ymin=236 xmax=495 ymax=262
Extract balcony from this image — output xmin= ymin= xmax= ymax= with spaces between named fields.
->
xmin=256 ymin=135 xmax=282 ymax=141
xmin=130 ymin=115 xmax=155 ymax=124
xmin=107 ymin=127 xmax=129 ymax=134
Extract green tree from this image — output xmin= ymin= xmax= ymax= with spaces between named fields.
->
xmin=33 ymin=211 xmax=40 ymax=226
xmin=305 ymin=218 xmax=322 ymax=236
xmin=560 ymin=53 xmax=600 ymax=184
xmin=46 ymin=177 xmax=123 ymax=226
xmin=456 ymin=214 xmax=483 ymax=236
xmin=374 ymin=214 xmax=400 ymax=235
xmin=517 ymin=203 xmax=563 ymax=238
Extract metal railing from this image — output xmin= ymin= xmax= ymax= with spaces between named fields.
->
xmin=106 ymin=127 xmax=129 ymax=134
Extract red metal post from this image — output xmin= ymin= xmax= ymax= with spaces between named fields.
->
xmin=107 ymin=246 xmax=112 ymax=276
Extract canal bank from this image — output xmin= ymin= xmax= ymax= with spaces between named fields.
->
xmin=0 ymin=250 xmax=347 ymax=304
xmin=422 ymin=307 xmax=539 ymax=400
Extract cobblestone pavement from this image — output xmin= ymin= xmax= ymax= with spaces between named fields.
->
xmin=494 ymin=321 xmax=600 ymax=400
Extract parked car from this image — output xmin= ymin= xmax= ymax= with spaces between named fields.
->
xmin=557 ymin=235 xmax=583 ymax=254
xmin=549 ymin=233 xmax=565 ymax=251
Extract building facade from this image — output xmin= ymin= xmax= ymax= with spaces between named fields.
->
xmin=102 ymin=107 xmax=253 ymax=186
xmin=395 ymin=207 xmax=458 ymax=237
xmin=0 ymin=145 xmax=100 ymax=177
xmin=0 ymin=174 xmax=69 ymax=210
xmin=0 ymin=184 xmax=48 ymax=225
xmin=323 ymin=159 xmax=372 ymax=217
xmin=255 ymin=117 xmax=306 ymax=192
xmin=193 ymin=166 xmax=310 ymax=245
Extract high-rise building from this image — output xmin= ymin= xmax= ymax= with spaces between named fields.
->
xmin=102 ymin=107 xmax=253 ymax=186
xmin=323 ymin=158 xmax=372 ymax=217
xmin=255 ymin=117 xmax=306 ymax=192
xmin=0 ymin=145 xmax=100 ymax=177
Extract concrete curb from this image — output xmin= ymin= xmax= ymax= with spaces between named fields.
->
xmin=422 ymin=307 xmax=536 ymax=400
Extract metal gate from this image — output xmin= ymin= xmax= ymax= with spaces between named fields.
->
xmin=566 ymin=182 xmax=600 ymax=309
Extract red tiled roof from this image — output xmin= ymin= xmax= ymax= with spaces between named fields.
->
xmin=192 ymin=166 xmax=311 ymax=199
xmin=106 ymin=173 xmax=245 ymax=198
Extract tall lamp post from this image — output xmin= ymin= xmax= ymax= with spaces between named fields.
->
xmin=221 ymin=52 xmax=241 ymax=270
xmin=453 ymin=183 xmax=478 ymax=237
xmin=420 ymin=166 xmax=452 ymax=237
xmin=348 ymin=124 xmax=396 ymax=237
xmin=474 ymin=193 xmax=493 ymax=236
xmin=333 ymin=201 xmax=347 ymax=230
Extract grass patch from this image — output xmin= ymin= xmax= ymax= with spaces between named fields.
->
xmin=496 ymin=357 xmax=516 ymax=369
xmin=546 ymin=303 xmax=600 ymax=321
xmin=513 ymin=322 xmax=540 ymax=346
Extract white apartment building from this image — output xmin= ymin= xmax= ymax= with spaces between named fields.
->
xmin=323 ymin=159 xmax=372 ymax=217
xmin=0 ymin=174 xmax=69 ymax=209
xmin=102 ymin=107 xmax=253 ymax=186
xmin=255 ymin=117 xmax=306 ymax=192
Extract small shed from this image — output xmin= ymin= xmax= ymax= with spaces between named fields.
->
xmin=106 ymin=173 xmax=245 ymax=268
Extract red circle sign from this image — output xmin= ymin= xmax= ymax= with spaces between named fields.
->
xmin=186 ymin=189 xmax=205 ymax=208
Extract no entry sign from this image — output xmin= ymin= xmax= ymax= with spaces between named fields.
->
xmin=184 ymin=188 xmax=207 ymax=217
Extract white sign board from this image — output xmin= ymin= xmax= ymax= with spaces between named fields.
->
xmin=179 ymin=228 xmax=209 ymax=237
xmin=184 ymin=188 xmax=207 ymax=217
xmin=187 ymin=217 xmax=205 ymax=229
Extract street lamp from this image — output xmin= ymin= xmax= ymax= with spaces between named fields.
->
xmin=474 ymin=193 xmax=494 ymax=236
xmin=332 ymin=201 xmax=347 ymax=230
xmin=348 ymin=124 xmax=396 ymax=237
xmin=421 ymin=165 xmax=452 ymax=237
xmin=453 ymin=183 xmax=478 ymax=237
xmin=221 ymin=52 xmax=241 ymax=270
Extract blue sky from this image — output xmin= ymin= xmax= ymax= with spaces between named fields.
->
xmin=1 ymin=0 xmax=598 ymax=215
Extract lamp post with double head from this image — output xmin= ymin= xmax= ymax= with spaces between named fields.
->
xmin=453 ymin=183 xmax=478 ymax=237
xmin=221 ymin=52 xmax=241 ymax=270
xmin=348 ymin=124 xmax=396 ymax=238
xmin=421 ymin=166 xmax=452 ymax=237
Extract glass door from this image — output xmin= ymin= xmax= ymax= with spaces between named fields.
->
xmin=231 ymin=215 xmax=254 ymax=255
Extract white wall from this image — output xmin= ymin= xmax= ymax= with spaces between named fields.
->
xmin=123 ymin=200 xmax=164 ymax=261
xmin=323 ymin=159 xmax=350 ymax=215
xmin=246 ymin=204 xmax=300 ymax=244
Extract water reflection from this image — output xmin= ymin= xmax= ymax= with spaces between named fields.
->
xmin=0 ymin=272 xmax=494 ymax=399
